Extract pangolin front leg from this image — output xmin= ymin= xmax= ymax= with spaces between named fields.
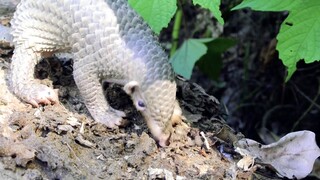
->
xmin=9 ymin=45 xmax=58 ymax=107
xmin=73 ymin=61 xmax=126 ymax=128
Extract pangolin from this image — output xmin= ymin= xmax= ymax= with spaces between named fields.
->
xmin=0 ymin=0 xmax=181 ymax=146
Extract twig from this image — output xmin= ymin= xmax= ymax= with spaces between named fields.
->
xmin=64 ymin=142 xmax=90 ymax=170
xmin=200 ymin=131 xmax=211 ymax=150
xmin=291 ymin=79 xmax=320 ymax=130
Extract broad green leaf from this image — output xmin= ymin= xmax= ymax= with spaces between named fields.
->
xmin=170 ymin=38 xmax=213 ymax=79
xmin=276 ymin=0 xmax=320 ymax=81
xmin=197 ymin=38 xmax=237 ymax=80
xmin=232 ymin=0 xmax=301 ymax=11
xmin=232 ymin=0 xmax=320 ymax=81
xmin=129 ymin=0 xmax=177 ymax=34
xmin=192 ymin=0 xmax=224 ymax=24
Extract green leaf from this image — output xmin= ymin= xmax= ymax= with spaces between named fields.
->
xmin=231 ymin=0 xmax=301 ymax=11
xmin=232 ymin=0 xmax=320 ymax=81
xmin=197 ymin=38 xmax=237 ymax=80
xmin=170 ymin=38 xmax=213 ymax=79
xmin=128 ymin=0 xmax=177 ymax=34
xmin=192 ymin=0 xmax=224 ymax=24
xmin=276 ymin=0 xmax=320 ymax=81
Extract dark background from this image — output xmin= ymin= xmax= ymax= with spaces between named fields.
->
xmin=160 ymin=1 xmax=320 ymax=179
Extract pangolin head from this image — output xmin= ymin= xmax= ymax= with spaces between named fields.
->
xmin=124 ymin=79 xmax=176 ymax=147
xmin=123 ymin=50 xmax=177 ymax=146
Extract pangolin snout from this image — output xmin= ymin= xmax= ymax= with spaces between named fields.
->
xmin=146 ymin=119 xmax=172 ymax=147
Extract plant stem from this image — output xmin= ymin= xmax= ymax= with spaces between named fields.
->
xmin=170 ymin=8 xmax=182 ymax=57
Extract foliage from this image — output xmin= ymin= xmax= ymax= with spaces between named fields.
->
xmin=192 ymin=0 xmax=224 ymax=24
xmin=170 ymin=38 xmax=213 ymax=79
xmin=129 ymin=0 xmax=225 ymax=79
xmin=231 ymin=0 xmax=300 ymax=11
xmin=128 ymin=0 xmax=177 ymax=34
xmin=197 ymin=38 xmax=237 ymax=80
xmin=130 ymin=0 xmax=320 ymax=82
xmin=233 ymin=0 xmax=320 ymax=81
xmin=129 ymin=0 xmax=224 ymax=34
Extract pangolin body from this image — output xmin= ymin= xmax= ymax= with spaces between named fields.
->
xmin=6 ymin=0 xmax=178 ymax=146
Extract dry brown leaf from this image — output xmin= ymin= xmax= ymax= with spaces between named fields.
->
xmin=235 ymin=130 xmax=320 ymax=179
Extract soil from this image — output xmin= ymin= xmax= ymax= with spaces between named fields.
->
xmin=0 ymin=14 xmax=244 ymax=180
xmin=1 ymin=1 xmax=320 ymax=180
xmin=0 ymin=45 xmax=237 ymax=179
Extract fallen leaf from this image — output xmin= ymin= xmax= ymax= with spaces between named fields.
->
xmin=310 ymin=159 xmax=320 ymax=179
xmin=237 ymin=155 xmax=255 ymax=171
xmin=235 ymin=130 xmax=320 ymax=179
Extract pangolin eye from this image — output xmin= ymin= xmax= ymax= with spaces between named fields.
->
xmin=138 ymin=101 xmax=145 ymax=108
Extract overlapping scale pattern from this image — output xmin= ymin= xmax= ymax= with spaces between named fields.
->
xmin=9 ymin=0 xmax=177 ymax=141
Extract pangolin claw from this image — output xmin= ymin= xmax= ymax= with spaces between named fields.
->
xmin=21 ymin=84 xmax=58 ymax=107
xmin=94 ymin=108 xmax=126 ymax=128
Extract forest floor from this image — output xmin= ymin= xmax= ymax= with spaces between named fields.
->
xmin=0 ymin=55 xmax=237 ymax=179
xmin=1 ymin=1 xmax=320 ymax=179
xmin=0 ymin=12 xmax=244 ymax=180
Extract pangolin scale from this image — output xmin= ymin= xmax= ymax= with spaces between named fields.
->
xmin=4 ymin=0 xmax=180 ymax=146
